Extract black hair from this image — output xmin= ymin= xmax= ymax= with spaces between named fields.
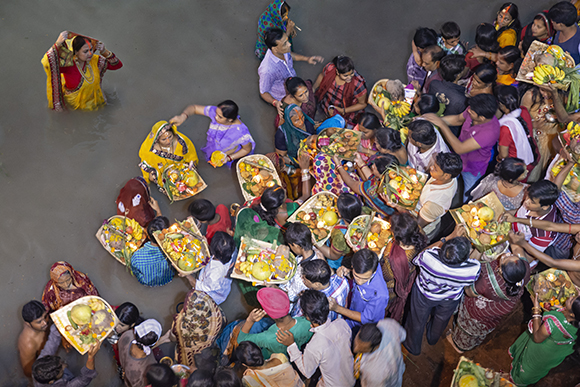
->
xmin=280 ymin=1 xmax=291 ymax=17
xmin=501 ymin=256 xmax=527 ymax=297
xmin=217 ymin=100 xmax=239 ymax=120
xmin=357 ymin=323 xmax=383 ymax=351
xmin=390 ymin=212 xmax=428 ymax=252
xmin=146 ymin=363 xmax=179 ymax=387
xmin=72 ymin=36 xmax=90 ymax=53
xmin=521 ymin=35 xmax=539 ymax=56
xmin=475 ymin=23 xmax=500 ymax=53
xmin=498 ymin=45 xmax=521 ymax=74
xmin=32 ymin=356 xmax=64 ymax=384
xmin=496 ymin=3 xmax=521 ymax=41
xmin=522 ymin=12 xmax=552 ymax=48
xmin=134 ymin=328 xmax=158 ymax=353
xmin=251 ymin=185 xmax=286 ymax=227
xmin=439 ymin=54 xmax=466 ymax=82
xmin=496 ymin=84 xmax=520 ymax=112
xmin=549 ymin=1 xmax=578 ymax=27
xmin=332 ymin=55 xmax=355 ymax=74
xmin=372 ymin=154 xmax=399 ymax=174
xmin=194 ymin=345 xmax=222 ymax=374
xmin=375 ymin=127 xmax=402 ymax=152
xmin=235 ymin=341 xmax=265 ymax=367
xmin=300 ymin=290 xmax=329 ymax=325
xmin=468 ymin=94 xmax=498 ymax=119
xmin=493 ymin=157 xmax=526 ymax=183
xmin=115 ymin=302 xmax=140 ymax=326
xmin=474 ymin=63 xmax=498 ymax=85
xmin=352 ymin=249 xmax=379 ymax=274
xmin=409 ymin=119 xmax=437 ymax=147
xmin=285 ymin=222 xmax=313 ymax=250
xmin=439 ymin=237 xmax=471 ymax=265
xmin=214 ymin=368 xmax=242 ymax=387
xmin=423 ymin=45 xmax=445 ymax=63
xmin=413 ymin=27 xmax=438 ymax=49
xmin=147 ymin=216 xmax=170 ymax=239
xmin=337 ymin=193 xmax=362 ymax=223
xmin=416 ymin=94 xmax=440 ymax=114
xmin=301 ymin=259 xmax=331 ymax=286
xmin=571 ymin=297 xmax=580 ymax=328
xmin=22 ymin=300 xmax=46 ymax=323
xmin=210 ymin=232 xmax=236 ymax=265
xmin=188 ymin=199 xmax=216 ymax=222
xmin=285 ymin=76 xmax=308 ymax=97
xmin=441 ymin=21 xmax=461 ymax=39
xmin=186 ymin=370 xmax=215 ymax=387
xmin=357 ymin=112 xmax=382 ymax=130
xmin=264 ymin=28 xmax=285 ymax=49
xmin=527 ymin=180 xmax=560 ymax=207
xmin=435 ymin=152 xmax=463 ymax=178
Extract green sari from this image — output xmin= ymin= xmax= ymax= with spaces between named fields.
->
xmin=509 ymin=310 xmax=578 ymax=386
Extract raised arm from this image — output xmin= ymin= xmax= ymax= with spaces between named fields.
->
xmin=169 ymin=105 xmax=206 ymax=126
xmin=503 ymin=213 xmax=580 ymax=234
xmin=509 ymin=231 xmax=580 ymax=271
xmin=290 ymin=53 xmax=324 ymax=65
xmin=333 ymin=155 xmax=363 ymax=195
xmin=422 ymin=113 xmax=479 ymax=154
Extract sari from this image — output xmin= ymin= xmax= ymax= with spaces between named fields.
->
xmin=41 ymin=261 xmax=99 ymax=312
xmin=382 ymin=243 xmax=417 ymax=323
xmin=353 ymin=124 xmax=378 ymax=163
xmin=242 ymin=353 xmax=304 ymax=387
xmin=451 ymin=259 xmax=530 ymax=351
xmin=311 ymin=153 xmax=359 ymax=196
xmin=255 ymin=0 xmax=292 ymax=60
xmin=278 ymin=103 xmax=315 ymax=163
xmin=360 ymin=176 xmax=394 ymax=217
xmin=326 ymin=219 xmax=351 ymax=270
xmin=509 ymin=310 xmax=578 ymax=386
xmin=116 ymin=176 xmax=156 ymax=227
xmin=41 ymin=33 xmax=113 ymax=111
xmin=138 ymin=121 xmax=198 ymax=185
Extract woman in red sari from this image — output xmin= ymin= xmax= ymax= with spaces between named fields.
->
xmin=448 ymin=253 xmax=530 ymax=352
xmin=41 ymin=261 xmax=99 ymax=313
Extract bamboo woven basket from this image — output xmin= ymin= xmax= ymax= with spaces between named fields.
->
xmin=236 ymin=154 xmax=281 ymax=202
xmin=286 ymin=191 xmax=338 ymax=247
xmin=95 ymin=215 xmax=146 ymax=266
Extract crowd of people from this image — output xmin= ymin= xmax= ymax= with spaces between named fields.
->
xmin=19 ymin=1 xmax=580 ymax=386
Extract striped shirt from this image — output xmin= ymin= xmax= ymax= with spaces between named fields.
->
xmin=414 ymin=248 xmax=481 ymax=301
xmin=258 ymin=49 xmax=296 ymax=100
xmin=554 ymin=192 xmax=580 ymax=251
xmin=293 ymin=274 xmax=350 ymax=321
xmin=513 ymin=205 xmax=562 ymax=252
xmin=130 ymin=242 xmax=175 ymax=287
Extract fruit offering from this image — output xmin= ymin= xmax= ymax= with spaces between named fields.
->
xmin=298 ymin=135 xmax=319 ymax=160
xmin=532 ymin=64 xmax=566 ymax=85
xmin=162 ymin=163 xmax=206 ymax=202
xmin=369 ymin=79 xmax=412 ymax=131
xmin=97 ymin=216 xmax=147 ymax=265
xmin=452 ymin=357 xmax=515 ymax=387
xmin=454 ymin=202 xmax=510 ymax=247
xmin=50 ymin=296 xmax=117 ymax=355
xmin=528 ymin=269 xmax=578 ymax=311
xmin=318 ymin=128 xmax=361 ymax=161
xmin=289 ymin=192 xmax=338 ymax=245
xmin=347 ymin=215 xmax=392 ymax=256
xmin=551 ymin=158 xmax=580 ymax=199
xmin=237 ymin=155 xmax=281 ymax=201
xmin=153 ymin=222 xmax=210 ymax=274
xmin=382 ymin=165 xmax=426 ymax=209
xmin=233 ymin=237 xmax=296 ymax=284
xmin=209 ymin=150 xmax=228 ymax=167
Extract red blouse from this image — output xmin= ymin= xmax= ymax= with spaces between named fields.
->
xmin=60 ymin=55 xmax=123 ymax=90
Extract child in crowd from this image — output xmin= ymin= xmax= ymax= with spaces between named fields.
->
xmin=184 ymin=231 xmax=236 ymax=305
xmin=130 ymin=216 xmax=175 ymax=287
xmin=188 ymin=198 xmax=232 ymax=244
xmin=295 ymin=259 xmax=350 ymax=320
xmin=408 ymin=27 xmax=438 ymax=89
xmin=438 ymin=21 xmax=466 ymax=55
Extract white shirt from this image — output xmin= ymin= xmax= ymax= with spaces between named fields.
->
xmin=195 ymin=258 xmax=232 ymax=305
xmin=287 ymin=318 xmax=355 ymax=387
xmin=416 ymin=178 xmax=457 ymax=235
xmin=407 ymin=128 xmax=450 ymax=173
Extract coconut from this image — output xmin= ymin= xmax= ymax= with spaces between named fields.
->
xmin=252 ymin=261 xmax=271 ymax=281
xmin=70 ymin=304 xmax=93 ymax=326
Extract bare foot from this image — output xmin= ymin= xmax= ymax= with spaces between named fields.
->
xmin=446 ymin=331 xmax=464 ymax=354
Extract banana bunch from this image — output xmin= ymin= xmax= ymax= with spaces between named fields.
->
xmin=567 ymin=121 xmax=580 ymax=138
xmin=125 ymin=218 xmax=143 ymax=241
xmin=533 ymin=64 xmax=566 ymax=85
xmin=239 ymin=261 xmax=254 ymax=276
xmin=392 ymin=101 xmax=411 ymax=117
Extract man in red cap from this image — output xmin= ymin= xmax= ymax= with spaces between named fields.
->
xmin=237 ymin=288 xmax=313 ymax=359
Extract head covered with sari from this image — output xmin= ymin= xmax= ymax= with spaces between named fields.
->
xmin=138 ymin=120 xmax=198 ymax=184
xmin=255 ymin=0 xmax=292 ymax=59
xmin=41 ymin=261 xmax=99 ymax=312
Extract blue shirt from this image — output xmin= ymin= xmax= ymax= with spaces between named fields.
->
xmin=130 ymin=242 xmax=175 ymax=287
xmin=347 ymin=270 xmax=389 ymax=329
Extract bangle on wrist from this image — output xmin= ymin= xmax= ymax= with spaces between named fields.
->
xmin=529 ymin=217 xmax=534 ymax=228
xmin=272 ymin=100 xmax=278 ymax=107
xmin=301 ymin=169 xmax=309 ymax=174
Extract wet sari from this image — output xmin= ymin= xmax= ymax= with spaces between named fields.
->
xmin=138 ymin=121 xmax=198 ymax=185
xmin=41 ymin=261 xmax=99 ymax=312
xmin=255 ymin=0 xmax=292 ymax=60
xmin=451 ymin=259 xmax=530 ymax=351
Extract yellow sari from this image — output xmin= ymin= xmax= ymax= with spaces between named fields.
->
xmin=138 ymin=121 xmax=199 ymax=185
xmin=41 ymin=33 xmax=108 ymax=111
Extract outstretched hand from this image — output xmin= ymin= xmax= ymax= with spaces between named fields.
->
xmin=308 ymin=56 xmax=324 ymax=65
xmin=169 ymin=113 xmax=187 ymax=127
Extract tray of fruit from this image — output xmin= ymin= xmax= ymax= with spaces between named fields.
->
xmin=287 ymin=192 xmax=338 ymax=246
xmin=346 ymin=215 xmax=393 ymax=257
xmin=162 ymin=163 xmax=207 ymax=203
xmin=298 ymin=135 xmax=320 ymax=161
xmin=451 ymin=356 xmax=515 ymax=387
xmin=231 ymin=237 xmax=297 ymax=285
xmin=527 ymin=268 xmax=578 ymax=312
xmin=236 ymin=154 xmax=281 ymax=202
xmin=450 ymin=192 xmax=511 ymax=252
xmin=380 ymin=165 xmax=427 ymax=210
xmin=153 ymin=220 xmax=210 ymax=276
xmin=516 ymin=41 xmax=575 ymax=91
xmin=96 ymin=216 xmax=147 ymax=266
xmin=369 ymin=79 xmax=412 ymax=130
xmin=50 ymin=296 xmax=118 ymax=355
xmin=317 ymin=127 xmax=361 ymax=161
xmin=550 ymin=157 xmax=580 ymax=202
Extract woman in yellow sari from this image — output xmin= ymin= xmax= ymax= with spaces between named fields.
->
xmin=139 ymin=121 xmax=199 ymax=188
xmin=41 ymin=31 xmax=123 ymax=111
